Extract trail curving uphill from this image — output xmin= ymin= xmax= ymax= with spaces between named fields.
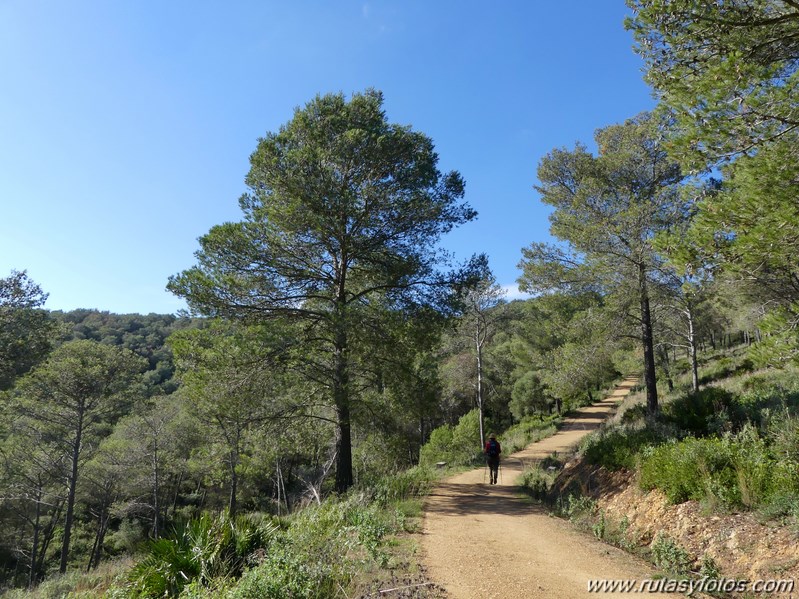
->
xmin=421 ymin=377 xmax=678 ymax=598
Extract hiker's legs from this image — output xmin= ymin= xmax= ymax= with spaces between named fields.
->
xmin=488 ymin=457 xmax=499 ymax=484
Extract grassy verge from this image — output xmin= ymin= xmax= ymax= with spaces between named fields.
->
xmin=541 ymin=347 xmax=799 ymax=587
xmin=579 ymin=357 xmax=799 ymax=519
xmin=518 ymin=453 xmax=564 ymax=501
xmin=1 ymin=557 xmax=135 ymax=599
xmin=8 ymin=468 xmax=443 ymax=599
xmin=501 ymin=415 xmax=561 ymax=454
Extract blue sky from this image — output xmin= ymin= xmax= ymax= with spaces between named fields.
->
xmin=0 ymin=1 xmax=655 ymax=314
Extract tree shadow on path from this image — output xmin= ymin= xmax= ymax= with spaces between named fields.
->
xmin=424 ymin=482 xmax=545 ymax=518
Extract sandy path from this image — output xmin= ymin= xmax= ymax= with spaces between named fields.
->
xmin=421 ymin=377 xmax=680 ymax=598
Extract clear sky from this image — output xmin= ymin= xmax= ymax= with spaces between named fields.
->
xmin=0 ymin=1 xmax=655 ymax=315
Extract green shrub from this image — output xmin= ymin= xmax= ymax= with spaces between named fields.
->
xmin=419 ymin=424 xmax=454 ymax=466
xmin=366 ymin=465 xmax=435 ymax=507
xmin=197 ymin=496 xmax=388 ymax=599
xmin=420 ymin=409 xmax=487 ymax=467
xmin=662 ymin=387 xmax=736 ymax=436
xmin=639 ymin=437 xmax=737 ymax=505
xmin=125 ymin=512 xmax=278 ymax=598
xmin=700 ymin=356 xmax=736 ymax=385
xmin=699 ymin=554 xmax=721 ymax=579
xmin=581 ymin=421 xmax=673 ymax=470
xmin=451 ymin=409 xmax=490 ymax=463
xmin=766 ymin=411 xmax=799 ymax=464
xmin=592 ymin=511 xmax=607 ymax=540
xmin=175 ymin=576 xmax=237 ymax=598
xmin=22 ymin=576 xmax=79 ymax=599
xmin=519 ymin=466 xmax=556 ymax=500
xmin=128 ymin=536 xmax=199 ymax=597
xmin=538 ymin=453 xmax=562 ymax=470
xmin=619 ymin=403 xmax=647 ymax=424
xmin=729 ymin=425 xmax=775 ymax=508
xmin=639 ymin=425 xmax=788 ymax=510
xmin=501 ymin=414 xmax=560 ymax=454
xmin=737 ymin=371 xmax=799 ymax=420
xmin=231 ymin=545 xmax=336 ymax=599
xmin=559 ymin=495 xmax=598 ymax=529
xmin=651 ymin=532 xmax=692 ymax=575
xmin=108 ymin=518 xmax=148 ymax=554
xmin=2 ymin=561 xmax=131 ymax=599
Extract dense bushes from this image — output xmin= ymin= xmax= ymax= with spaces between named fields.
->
xmin=640 ymin=422 xmax=799 ymax=511
xmin=578 ymin=364 xmax=799 ymax=520
xmin=500 ymin=414 xmax=561 ymax=454
xmin=580 ymin=422 xmax=676 ymax=470
xmin=641 ymin=426 xmax=799 ymax=509
xmin=365 ymin=466 xmax=436 ymax=507
xmin=589 ymin=366 xmax=799 ymax=517
xmin=660 ymin=387 xmax=736 ymax=436
xmin=219 ymin=494 xmax=408 ymax=599
xmin=419 ymin=409 xmax=487 ymax=467
xmin=109 ymin=468 xmax=436 ymax=599
xmin=125 ymin=512 xmax=279 ymax=597
xmin=639 ymin=436 xmax=737 ymax=505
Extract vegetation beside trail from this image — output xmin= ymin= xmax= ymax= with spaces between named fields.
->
xmin=521 ymin=345 xmax=799 ymax=585
xmin=419 ymin=408 xmax=562 ymax=470
xmin=576 ymin=347 xmax=799 ymax=519
xmin=5 ymin=1 xmax=799 ymax=593
xmin=1 ymin=467 xmax=442 ymax=599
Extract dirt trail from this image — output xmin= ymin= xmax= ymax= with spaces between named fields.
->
xmin=421 ymin=377 xmax=680 ymax=598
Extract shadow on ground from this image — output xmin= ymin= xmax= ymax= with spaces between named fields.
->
xmin=424 ymin=482 xmax=545 ymax=518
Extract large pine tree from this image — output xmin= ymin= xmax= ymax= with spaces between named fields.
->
xmin=168 ymin=90 xmax=477 ymax=492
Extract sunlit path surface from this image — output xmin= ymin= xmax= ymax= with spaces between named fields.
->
xmin=421 ymin=377 xmax=682 ymax=598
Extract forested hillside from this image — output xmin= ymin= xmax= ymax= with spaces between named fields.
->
xmin=2 ymin=1 xmax=799 ymax=596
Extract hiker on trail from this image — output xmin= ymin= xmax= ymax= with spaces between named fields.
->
xmin=484 ymin=433 xmax=501 ymax=484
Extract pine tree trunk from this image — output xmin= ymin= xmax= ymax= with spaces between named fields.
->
xmin=36 ymin=499 xmax=62 ymax=579
xmin=639 ymin=267 xmax=658 ymax=414
xmin=88 ymin=504 xmax=109 ymax=571
xmin=28 ymin=486 xmax=42 ymax=587
xmin=228 ymin=443 xmax=239 ymax=517
xmin=170 ymin=470 xmax=184 ymax=519
xmin=658 ymin=346 xmax=674 ymax=392
xmin=94 ymin=513 xmax=109 ymax=569
xmin=152 ymin=442 xmax=160 ymax=538
xmin=475 ymin=320 xmax=485 ymax=448
xmin=687 ymin=306 xmax=699 ymax=392
xmin=334 ymin=325 xmax=353 ymax=493
xmin=60 ymin=409 xmax=84 ymax=573
xmin=334 ymin=400 xmax=353 ymax=492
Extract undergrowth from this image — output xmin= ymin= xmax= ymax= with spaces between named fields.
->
xmin=12 ymin=467 xmax=441 ymax=599
xmin=518 ymin=453 xmax=563 ymax=501
xmin=576 ymin=352 xmax=799 ymax=520
xmin=549 ymin=348 xmax=799 ymax=594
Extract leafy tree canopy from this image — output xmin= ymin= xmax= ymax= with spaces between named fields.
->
xmin=168 ymin=89 xmax=477 ymax=491
xmin=684 ymin=133 xmax=799 ymax=365
xmin=0 ymin=270 xmax=56 ymax=390
xmin=627 ymin=0 xmax=799 ymax=167
xmin=519 ymin=113 xmax=686 ymax=412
